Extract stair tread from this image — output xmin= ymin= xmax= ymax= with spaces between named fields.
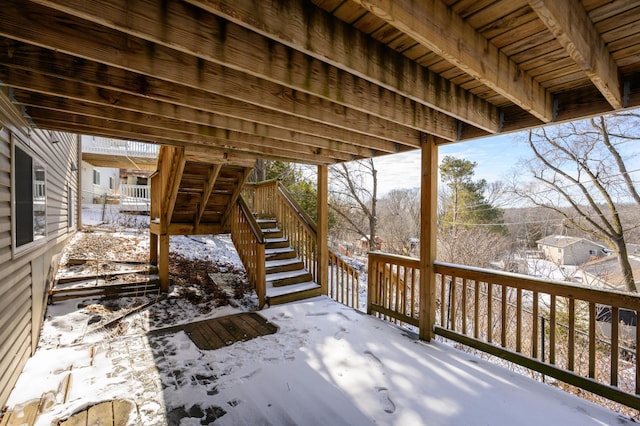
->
xmin=265 ymin=247 xmax=295 ymax=254
xmin=265 ymin=257 xmax=303 ymax=268
xmin=261 ymin=227 xmax=281 ymax=233
xmin=256 ymin=218 xmax=277 ymax=223
xmin=266 ymin=281 xmax=320 ymax=298
xmin=266 ymin=269 xmax=311 ymax=281
xmin=265 ymin=237 xmax=288 ymax=243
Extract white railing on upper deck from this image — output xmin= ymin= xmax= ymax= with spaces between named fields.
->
xmin=120 ymin=184 xmax=150 ymax=201
xmin=82 ymin=137 xmax=159 ymax=158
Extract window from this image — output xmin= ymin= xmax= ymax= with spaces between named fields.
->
xmin=12 ymin=135 xmax=46 ymax=251
xmin=109 ymin=176 xmax=114 ymax=190
xmin=589 ymin=249 xmax=597 ymax=256
xmin=93 ymin=170 xmax=100 ymax=185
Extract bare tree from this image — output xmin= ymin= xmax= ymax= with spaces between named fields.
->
xmin=329 ymin=158 xmax=379 ymax=251
xmin=378 ymin=188 xmax=420 ymax=255
xmin=516 ymin=115 xmax=640 ymax=292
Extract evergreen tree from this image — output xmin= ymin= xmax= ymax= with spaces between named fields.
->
xmin=439 ymin=156 xmax=505 ymax=233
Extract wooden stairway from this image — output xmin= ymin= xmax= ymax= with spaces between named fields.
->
xmin=150 ymin=145 xmax=255 ymax=290
xmin=257 ymin=217 xmax=322 ymax=305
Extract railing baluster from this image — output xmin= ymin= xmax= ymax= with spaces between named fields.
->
xmin=636 ymin=308 xmax=640 ymax=395
xmin=532 ymin=291 xmax=539 ymax=359
xmin=550 ymin=294 xmax=556 ymax=365
xmin=487 ymin=282 xmax=493 ymax=343
xmin=450 ymin=276 xmax=457 ymax=330
xmin=589 ymin=302 xmax=596 ymax=379
xmin=440 ymin=274 xmax=447 ymax=327
xmin=474 ymin=280 xmax=480 ymax=340
xmin=501 ymin=284 xmax=507 ymax=348
xmin=516 ymin=287 xmax=522 ymax=353
xmin=462 ymin=278 xmax=468 ymax=335
xmin=611 ymin=307 xmax=619 ymax=387
xmin=568 ymin=298 xmax=575 ymax=371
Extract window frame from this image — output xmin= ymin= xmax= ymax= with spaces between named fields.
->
xmin=11 ymin=133 xmax=47 ymax=256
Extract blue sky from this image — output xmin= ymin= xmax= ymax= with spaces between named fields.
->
xmin=374 ymin=133 xmax=529 ymax=195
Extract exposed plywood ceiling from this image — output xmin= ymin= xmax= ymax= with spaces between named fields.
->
xmin=1 ymin=0 xmax=639 ymax=165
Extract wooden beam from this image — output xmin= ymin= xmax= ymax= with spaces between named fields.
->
xmin=528 ymin=0 xmax=622 ymax=109
xmin=350 ymin=0 xmax=553 ymax=122
xmin=194 ymin=164 xmax=222 ymax=231
xmin=149 ymin=233 xmax=158 ymax=265
xmin=13 ymin=90 xmax=375 ymax=159
xmin=0 ymin=44 xmax=403 ymax=153
xmin=26 ymin=108 xmax=345 ymax=164
xmin=185 ymin=0 xmax=499 ymax=132
xmin=151 ymin=222 xmax=225 ymax=236
xmin=419 ymin=134 xmax=438 ymax=341
xmin=27 ymin=0 xmax=461 ymax=139
xmin=163 ymin=147 xmax=187 ymax=228
xmin=317 ymin=165 xmax=329 ymax=295
xmin=0 ymin=4 xmax=427 ymax=147
xmin=159 ymin=233 xmax=170 ymax=291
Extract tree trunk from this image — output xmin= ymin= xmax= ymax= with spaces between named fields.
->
xmin=613 ymin=237 xmax=637 ymax=292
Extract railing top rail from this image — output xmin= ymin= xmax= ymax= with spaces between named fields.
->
xmin=237 ymin=196 xmax=265 ymax=244
xmin=244 ymin=178 xmax=280 ymax=189
xmin=277 ymin=181 xmax=317 ymax=234
xmin=370 ymin=251 xmax=420 ymax=265
xmin=435 ymin=260 xmax=640 ymax=309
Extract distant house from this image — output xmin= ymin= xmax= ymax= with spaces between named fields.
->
xmin=536 ymin=235 xmax=606 ymax=265
xmin=80 ymin=162 xmax=120 ymax=204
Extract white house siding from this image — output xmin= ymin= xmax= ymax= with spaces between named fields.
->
xmin=562 ymin=240 xmax=603 ymax=265
xmin=0 ymin=87 xmax=79 ymax=408
xmin=80 ymin=161 xmax=120 ymax=203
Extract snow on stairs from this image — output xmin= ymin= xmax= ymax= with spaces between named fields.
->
xmin=256 ymin=217 xmax=321 ymax=305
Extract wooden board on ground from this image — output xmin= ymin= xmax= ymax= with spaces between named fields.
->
xmin=149 ymin=313 xmax=278 ymax=350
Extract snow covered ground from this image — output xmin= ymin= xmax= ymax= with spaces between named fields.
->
xmin=6 ymin=295 xmax=632 ymax=425
xmin=2 ymin=208 xmax=635 ymax=424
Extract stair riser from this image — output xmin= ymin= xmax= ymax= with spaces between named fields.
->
xmin=266 ymin=240 xmax=290 ymax=249
xmin=263 ymin=230 xmax=283 ymax=239
xmin=257 ymin=221 xmax=277 ymax=229
xmin=266 ymin=262 xmax=305 ymax=274
xmin=268 ymin=287 xmax=322 ymax=305
xmin=265 ymin=251 xmax=297 ymax=261
xmin=270 ymin=273 xmax=313 ymax=287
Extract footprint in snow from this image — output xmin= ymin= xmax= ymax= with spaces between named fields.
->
xmin=364 ymin=350 xmax=383 ymax=366
xmin=337 ymin=311 xmax=352 ymax=321
xmin=375 ymin=387 xmax=396 ymax=414
xmin=334 ymin=327 xmax=347 ymax=340
xmin=306 ymin=311 xmax=329 ymax=317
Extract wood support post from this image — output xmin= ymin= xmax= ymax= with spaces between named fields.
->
xmin=419 ymin=134 xmax=438 ymax=341
xmin=150 ymin=232 xmax=158 ymax=265
xmin=317 ymin=165 xmax=329 ymax=295
xmin=159 ymin=234 xmax=170 ymax=292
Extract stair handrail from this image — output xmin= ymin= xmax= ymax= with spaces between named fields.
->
xmin=231 ymin=196 xmax=266 ymax=307
xmin=237 ymin=196 xmax=265 ymax=244
xmin=276 ymin=182 xmax=317 ymax=235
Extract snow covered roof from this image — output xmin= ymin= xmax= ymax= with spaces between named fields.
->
xmin=536 ymin=235 xmax=606 ymax=250
xmin=583 ymin=256 xmax=640 ymax=289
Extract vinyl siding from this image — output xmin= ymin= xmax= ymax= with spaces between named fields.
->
xmin=0 ymin=87 xmax=80 ymax=409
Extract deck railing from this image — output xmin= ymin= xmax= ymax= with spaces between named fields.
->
xmin=82 ymin=137 xmax=159 ymax=158
xmin=245 ymin=179 xmax=360 ymax=309
xmin=368 ymin=252 xmax=420 ymax=326
xmin=367 ymin=251 xmax=640 ymax=410
xmin=230 ymin=197 xmax=266 ymax=307
xmin=120 ymin=184 xmax=150 ymax=200
xmin=329 ymin=251 xmax=360 ymax=309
